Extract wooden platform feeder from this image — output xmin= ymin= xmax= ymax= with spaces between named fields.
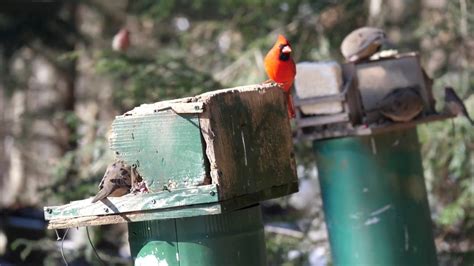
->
xmin=294 ymin=52 xmax=454 ymax=141
xmin=44 ymin=84 xmax=298 ymax=229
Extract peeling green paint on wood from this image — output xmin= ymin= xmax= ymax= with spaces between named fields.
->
xmin=110 ymin=111 xmax=208 ymax=191
xmin=44 ymin=184 xmax=218 ymax=220
xmin=47 ymin=202 xmax=224 ymax=229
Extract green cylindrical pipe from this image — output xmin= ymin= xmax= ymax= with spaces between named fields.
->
xmin=128 ymin=204 xmax=266 ymax=266
xmin=313 ymin=128 xmax=438 ymax=265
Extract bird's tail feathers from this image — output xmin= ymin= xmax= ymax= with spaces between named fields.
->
xmin=286 ymin=93 xmax=296 ymax=118
xmin=91 ymin=189 xmax=109 ymax=203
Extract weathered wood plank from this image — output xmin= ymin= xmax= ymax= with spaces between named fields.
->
xmin=341 ymin=63 xmax=364 ymax=125
xmin=297 ymin=113 xmax=454 ymax=141
xmin=124 ymin=101 xmax=204 ymax=116
xmin=47 ymin=203 xmax=223 ymax=229
xmin=44 ymin=185 xmax=218 ymax=220
xmin=46 ymin=182 xmax=298 ymax=229
xmin=218 ymin=182 xmax=299 ymax=213
xmin=296 ymin=113 xmax=350 ymax=127
xmin=198 ymin=84 xmax=298 ymax=200
xmin=293 ymin=93 xmax=346 ymax=106
xmin=110 ymin=111 xmax=208 ymax=191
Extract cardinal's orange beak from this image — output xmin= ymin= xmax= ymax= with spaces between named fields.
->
xmin=282 ymin=45 xmax=292 ymax=53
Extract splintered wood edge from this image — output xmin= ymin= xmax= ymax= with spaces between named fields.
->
xmin=121 ymin=83 xmax=279 ymax=116
xmin=198 ymin=110 xmax=219 ymax=185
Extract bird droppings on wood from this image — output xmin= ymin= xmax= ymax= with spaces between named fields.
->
xmin=370 ymin=204 xmax=392 ymax=216
xmin=370 ymin=137 xmax=377 ymax=155
xmin=364 ymin=217 xmax=380 ymax=226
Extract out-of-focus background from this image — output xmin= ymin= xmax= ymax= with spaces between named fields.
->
xmin=0 ymin=0 xmax=472 ymax=265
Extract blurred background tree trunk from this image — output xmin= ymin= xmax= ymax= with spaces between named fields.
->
xmin=0 ymin=1 xmax=80 ymax=206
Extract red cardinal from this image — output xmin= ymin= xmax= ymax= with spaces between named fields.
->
xmin=264 ymin=34 xmax=297 ymax=118
xmin=112 ymin=28 xmax=130 ymax=52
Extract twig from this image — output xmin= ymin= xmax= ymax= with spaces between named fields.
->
xmin=459 ymin=0 xmax=468 ymax=38
xmin=86 ymin=226 xmax=106 ymax=266
xmin=264 ymin=225 xmax=304 ymax=239
xmin=57 ymin=228 xmax=70 ymax=266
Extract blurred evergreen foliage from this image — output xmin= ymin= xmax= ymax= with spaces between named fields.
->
xmin=95 ymin=52 xmax=221 ymax=109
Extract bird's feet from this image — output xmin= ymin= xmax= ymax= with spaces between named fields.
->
xmin=262 ymin=79 xmax=285 ymax=88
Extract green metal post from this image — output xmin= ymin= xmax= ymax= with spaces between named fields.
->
xmin=128 ymin=204 xmax=266 ymax=266
xmin=313 ymin=128 xmax=438 ymax=265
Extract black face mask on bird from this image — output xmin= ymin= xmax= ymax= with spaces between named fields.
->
xmin=279 ymin=44 xmax=292 ymax=61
